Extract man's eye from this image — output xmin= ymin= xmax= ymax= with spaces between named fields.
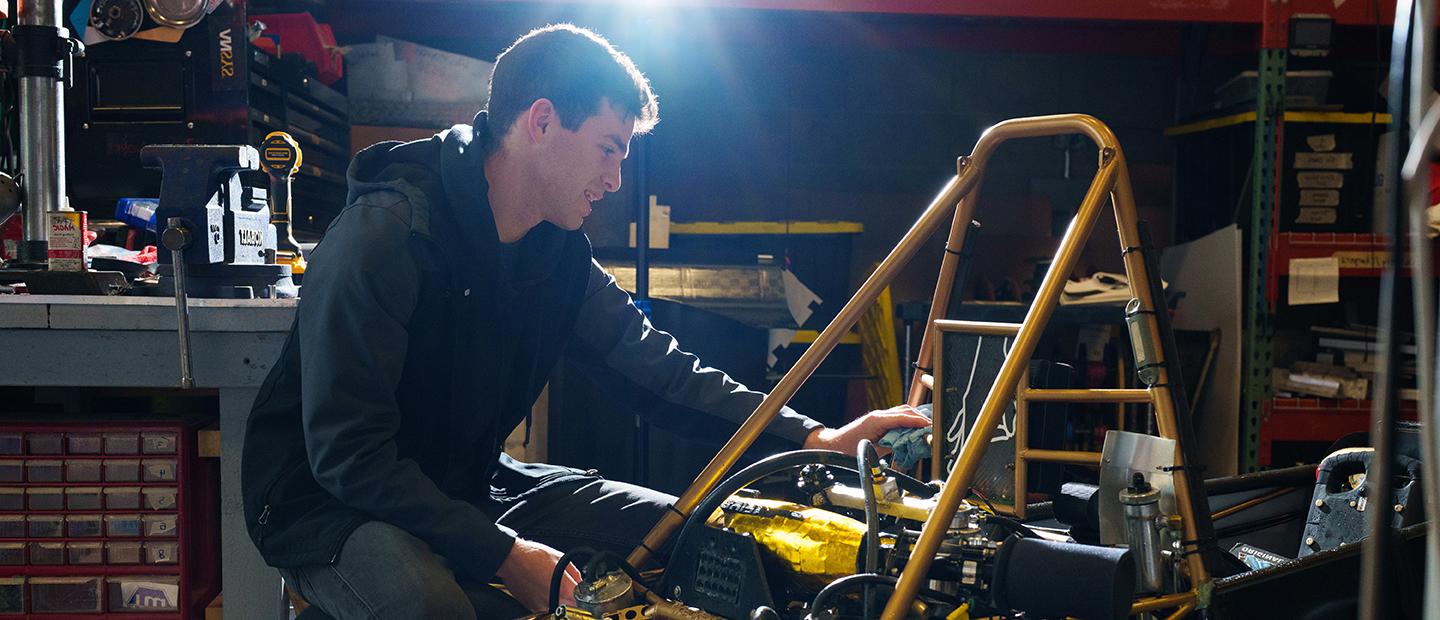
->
xmin=602 ymin=146 xmax=616 ymax=155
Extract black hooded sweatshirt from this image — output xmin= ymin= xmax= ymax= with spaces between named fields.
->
xmin=240 ymin=112 xmax=822 ymax=582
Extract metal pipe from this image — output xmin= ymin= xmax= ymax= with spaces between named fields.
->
xmin=1163 ymin=602 xmax=1196 ymax=620
xmin=1013 ymin=367 xmax=1030 ymax=518
xmin=932 ymin=319 xmax=1022 ymax=336
xmin=1113 ymin=159 xmax=1217 ymax=585
xmin=907 ymin=179 xmax=981 ymax=408
xmin=884 ymin=115 xmax=1129 ymax=620
xmin=626 ymin=156 xmax=982 ymax=570
xmin=1022 ymin=388 xmax=1153 ymax=403
xmin=1210 ymin=487 xmax=1295 ymax=522
xmin=1203 ymin=464 xmax=1314 ymax=495
xmin=1363 ymin=1 xmax=1415 ymax=616
xmin=1401 ymin=1 xmax=1440 ymax=616
xmin=1016 ymin=449 xmax=1102 ymax=465
xmin=17 ymin=0 xmax=68 ymax=264
xmin=1130 ymin=592 xmax=1196 ymax=614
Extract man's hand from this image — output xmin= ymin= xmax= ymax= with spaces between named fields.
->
xmin=803 ymin=404 xmax=931 ymax=455
xmin=496 ymin=538 xmax=580 ymax=613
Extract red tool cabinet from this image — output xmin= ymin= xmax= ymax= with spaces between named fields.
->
xmin=0 ymin=422 xmax=219 ymax=618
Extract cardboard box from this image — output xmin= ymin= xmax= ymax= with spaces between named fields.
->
xmin=346 ymin=36 xmax=493 ymax=128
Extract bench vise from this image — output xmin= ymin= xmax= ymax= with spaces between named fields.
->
xmin=140 ymin=144 xmax=294 ymax=298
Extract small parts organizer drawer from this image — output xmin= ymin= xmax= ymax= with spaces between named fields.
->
xmin=0 ymin=422 xmax=217 ymax=618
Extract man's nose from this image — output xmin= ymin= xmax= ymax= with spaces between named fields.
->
xmin=604 ymin=161 xmax=622 ymax=192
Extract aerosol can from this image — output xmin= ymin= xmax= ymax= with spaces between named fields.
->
xmin=1120 ymin=472 xmax=1165 ymax=593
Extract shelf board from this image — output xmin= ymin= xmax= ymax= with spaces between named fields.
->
xmin=1273 ymin=232 xmax=1438 ymax=278
xmin=1270 ymin=397 xmax=1417 ymax=415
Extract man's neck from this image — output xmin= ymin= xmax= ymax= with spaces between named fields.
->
xmin=483 ymin=150 xmax=540 ymax=244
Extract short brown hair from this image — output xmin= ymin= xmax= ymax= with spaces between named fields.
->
xmin=487 ymin=24 xmax=658 ymax=139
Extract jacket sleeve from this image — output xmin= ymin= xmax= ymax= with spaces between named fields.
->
xmin=298 ymin=196 xmax=516 ymax=581
xmin=569 ymin=259 xmax=825 ymax=447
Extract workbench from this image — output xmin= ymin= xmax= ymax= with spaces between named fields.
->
xmin=0 ymin=295 xmax=295 ymax=619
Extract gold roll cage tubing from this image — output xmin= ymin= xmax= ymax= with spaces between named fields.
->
xmin=622 ymin=115 xmax=1214 ymax=618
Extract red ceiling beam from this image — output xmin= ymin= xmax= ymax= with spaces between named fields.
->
xmin=474 ymin=0 xmax=1396 ymax=26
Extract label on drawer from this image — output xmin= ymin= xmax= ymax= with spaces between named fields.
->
xmin=115 ymin=579 xmax=179 ymax=611
xmin=143 ymin=487 xmax=178 ymax=510
xmin=141 ymin=459 xmax=176 ymax=482
xmin=144 ymin=542 xmax=178 ymax=565
xmin=141 ymin=433 xmax=177 ymax=455
xmin=142 ymin=514 xmax=176 ymax=538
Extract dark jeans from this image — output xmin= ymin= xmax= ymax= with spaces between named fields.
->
xmin=280 ymin=477 xmax=676 ymax=620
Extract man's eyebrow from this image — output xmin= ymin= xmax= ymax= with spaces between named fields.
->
xmin=605 ymin=134 xmax=627 ymax=154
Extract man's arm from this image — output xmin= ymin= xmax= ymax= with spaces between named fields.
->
xmin=298 ymin=198 xmax=516 ymax=582
xmin=570 ymin=260 xmax=823 ymax=446
xmin=571 ymin=261 xmax=930 ymax=450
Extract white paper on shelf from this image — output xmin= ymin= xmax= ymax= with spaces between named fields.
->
xmin=1288 ymin=257 xmax=1341 ymax=305
xmin=767 ymin=328 xmax=797 ymax=368
xmin=781 ymin=270 xmax=822 ymax=327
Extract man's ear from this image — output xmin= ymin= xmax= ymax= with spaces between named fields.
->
xmin=524 ymin=98 xmax=557 ymax=144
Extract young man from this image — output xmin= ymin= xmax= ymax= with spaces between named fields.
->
xmin=241 ymin=24 xmax=928 ymax=617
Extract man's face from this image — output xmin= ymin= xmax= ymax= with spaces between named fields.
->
xmin=533 ymin=99 xmax=635 ymax=230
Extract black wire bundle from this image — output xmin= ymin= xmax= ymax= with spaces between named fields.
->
xmin=546 ymin=547 xmax=652 ymax=613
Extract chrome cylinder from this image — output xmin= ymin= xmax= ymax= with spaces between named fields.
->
xmin=17 ymin=0 xmax=69 ymax=264
xmin=1120 ymin=473 xmax=1165 ymax=593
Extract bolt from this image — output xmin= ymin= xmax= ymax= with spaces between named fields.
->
xmin=1315 ymin=499 xmax=1325 ymax=508
xmin=81 ymin=123 xmax=89 ymax=130
xmin=1395 ymin=503 xmax=1404 ymax=513
xmin=1305 ymin=536 xmax=1316 ymax=547
xmin=186 ymin=122 xmax=194 ymax=129
xmin=184 ymin=51 xmax=191 ymax=58
xmin=1349 ymin=500 xmax=1358 ymax=508
xmin=673 ymin=585 xmax=682 ymax=598
xmin=1101 ymin=147 xmax=1116 ymax=165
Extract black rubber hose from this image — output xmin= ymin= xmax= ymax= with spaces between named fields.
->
xmin=668 ymin=448 xmax=939 ymax=600
xmin=807 ymin=573 xmax=966 ymax=618
xmin=548 ymin=546 xmax=598 ymax=613
xmin=669 ymin=450 xmax=865 ymax=577
xmin=858 ymin=439 xmax=883 ymax=615
xmin=985 ymin=513 xmax=1042 ymax=539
